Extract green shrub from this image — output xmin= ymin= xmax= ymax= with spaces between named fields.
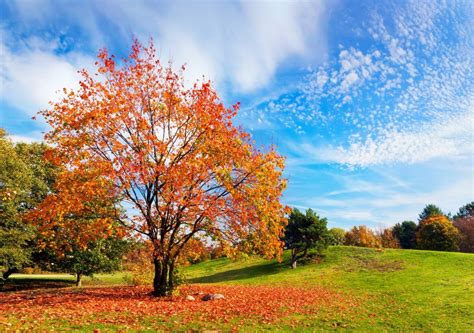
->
xmin=329 ymin=228 xmax=346 ymax=245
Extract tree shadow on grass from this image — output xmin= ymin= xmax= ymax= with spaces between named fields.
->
xmin=1 ymin=277 xmax=75 ymax=292
xmin=188 ymin=261 xmax=286 ymax=284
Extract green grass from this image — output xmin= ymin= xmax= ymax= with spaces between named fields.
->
xmin=4 ymin=246 xmax=474 ymax=331
xmin=4 ymin=271 xmax=129 ymax=291
xmin=186 ymin=246 xmax=474 ymax=330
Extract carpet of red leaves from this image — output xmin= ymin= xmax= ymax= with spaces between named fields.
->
xmin=0 ymin=284 xmax=364 ymax=330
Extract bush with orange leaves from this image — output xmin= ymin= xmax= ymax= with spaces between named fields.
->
xmin=454 ymin=216 xmax=474 ymax=253
xmin=378 ymin=228 xmax=400 ymax=249
xmin=177 ymin=238 xmax=210 ymax=266
xmin=417 ymin=215 xmax=460 ymax=251
xmin=453 ymin=202 xmax=474 ymax=253
xmin=345 ymin=225 xmax=381 ymax=248
xmin=122 ymin=241 xmax=154 ymax=286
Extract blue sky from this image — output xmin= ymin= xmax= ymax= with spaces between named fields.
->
xmin=1 ymin=0 xmax=473 ymax=229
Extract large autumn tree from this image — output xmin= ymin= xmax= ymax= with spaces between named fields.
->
xmin=40 ymin=40 xmax=288 ymax=296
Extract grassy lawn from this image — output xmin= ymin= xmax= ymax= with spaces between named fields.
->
xmin=2 ymin=246 xmax=473 ymax=331
xmin=187 ymin=246 xmax=474 ymax=330
xmin=5 ymin=271 xmax=129 ymax=290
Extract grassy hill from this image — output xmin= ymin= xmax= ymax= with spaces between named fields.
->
xmin=3 ymin=246 xmax=473 ymax=331
xmin=185 ymin=246 xmax=474 ymax=330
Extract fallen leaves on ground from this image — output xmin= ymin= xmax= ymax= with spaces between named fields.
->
xmin=0 ymin=284 xmax=366 ymax=330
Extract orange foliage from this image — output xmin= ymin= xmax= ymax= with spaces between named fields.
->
xmin=345 ymin=226 xmax=381 ymax=248
xmin=25 ymin=166 xmax=125 ymax=255
xmin=0 ymin=285 xmax=366 ymax=330
xmin=178 ymin=238 xmax=210 ymax=265
xmin=122 ymin=241 xmax=154 ymax=286
xmin=209 ymin=245 xmax=226 ymax=259
xmin=378 ymin=228 xmax=400 ymax=249
xmin=39 ymin=40 xmax=288 ymax=295
xmin=416 ymin=215 xmax=460 ymax=251
xmin=454 ymin=216 xmax=474 ymax=253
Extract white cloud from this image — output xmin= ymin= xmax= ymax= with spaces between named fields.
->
xmin=323 ymin=108 xmax=474 ymax=166
xmin=141 ymin=1 xmax=326 ymax=91
xmin=7 ymin=133 xmax=42 ymax=143
xmin=6 ymin=0 xmax=328 ymax=93
xmin=1 ymin=1 xmax=328 ymax=126
xmin=0 ymin=35 xmax=94 ymax=116
xmin=341 ymin=71 xmax=359 ymax=91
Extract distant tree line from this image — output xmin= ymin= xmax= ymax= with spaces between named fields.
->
xmin=337 ymin=203 xmax=473 ymax=252
xmin=281 ymin=202 xmax=473 ymax=268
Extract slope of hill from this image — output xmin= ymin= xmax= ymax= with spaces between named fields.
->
xmin=185 ymin=246 xmax=474 ymax=330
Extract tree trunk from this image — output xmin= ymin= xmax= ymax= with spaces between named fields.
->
xmin=291 ymin=259 xmax=297 ymax=269
xmin=168 ymin=261 xmax=175 ymax=292
xmin=290 ymin=248 xmax=308 ymax=269
xmin=76 ymin=273 xmax=82 ymax=287
xmin=152 ymin=257 xmax=174 ymax=297
xmin=290 ymin=250 xmax=297 ymax=269
xmin=2 ymin=268 xmax=16 ymax=280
